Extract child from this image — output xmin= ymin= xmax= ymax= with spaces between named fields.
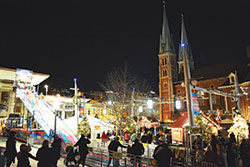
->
xmin=17 ymin=144 xmax=37 ymax=167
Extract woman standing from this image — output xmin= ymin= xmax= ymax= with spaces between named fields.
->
xmin=36 ymin=140 xmax=52 ymax=167
xmin=5 ymin=131 xmax=17 ymax=167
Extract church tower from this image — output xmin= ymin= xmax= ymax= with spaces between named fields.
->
xmin=178 ymin=15 xmax=194 ymax=74
xmin=158 ymin=4 xmax=177 ymax=122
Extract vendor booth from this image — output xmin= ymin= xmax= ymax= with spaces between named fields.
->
xmin=168 ymin=113 xmax=189 ymax=145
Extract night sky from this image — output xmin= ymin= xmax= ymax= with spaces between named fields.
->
xmin=0 ymin=0 xmax=249 ymax=93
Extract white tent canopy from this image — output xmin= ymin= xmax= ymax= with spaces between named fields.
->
xmin=62 ymin=115 xmax=114 ymax=139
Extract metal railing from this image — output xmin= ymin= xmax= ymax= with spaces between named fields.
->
xmin=83 ymin=147 xmax=154 ymax=167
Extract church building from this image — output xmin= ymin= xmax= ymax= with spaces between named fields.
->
xmin=158 ymin=5 xmax=250 ymax=123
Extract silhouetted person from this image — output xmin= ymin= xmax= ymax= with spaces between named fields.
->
xmin=153 ymin=136 xmax=173 ymax=167
xmin=51 ymin=134 xmax=62 ymax=167
xmin=17 ymin=144 xmax=37 ymax=167
xmin=74 ymin=134 xmax=91 ymax=167
xmin=107 ymin=136 xmax=127 ymax=167
xmin=130 ymin=139 xmax=144 ymax=167
xmin=211 ymin=134 xmax=218 ymax=153
xmin=5 ymin=131 xmax=17 ymax=167
xmin=227 ymin=142 xmax=237 ymax=167
xmin=0 ymin=147 xmax=5 ymax=167
xmin=147 ymin=131 xmax=153 ymax=144
xmin=240 ymin=139 xmax=249 ymax=167
xmin=36 ymin=140 xmax=52 ymax=167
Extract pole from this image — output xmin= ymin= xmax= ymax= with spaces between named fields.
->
xmin=182 ymin=46 xmax=194 ymax=126
xmin=234 ymin=71 xmax=241 ymax=114
xmin=224 ymin=96 xmax=229 ymax=112
xmin=54 ymin=110 xmax=57 ymax=134
xmin=74 ymin=78 xmax=79 ymax=136
xmin=131 ymin=88 xmax=135 ymax=117
xmin=209 ymin=92 xmax=213 ymax=113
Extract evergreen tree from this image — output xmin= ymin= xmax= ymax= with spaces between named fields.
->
xmin=77 ymin=115 xmax=91 ymax=137
xmin=195 ymin=115 xmax=213 ymax=144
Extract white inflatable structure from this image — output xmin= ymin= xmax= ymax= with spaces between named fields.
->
xmin=62 ymin=115 xmax=114 ymax=139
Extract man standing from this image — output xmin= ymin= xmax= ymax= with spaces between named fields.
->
xmin=130 ymin=138 xmax=144 ymax=167
xmin=153 ymin=136 xmax=173 ymax=167
xmin=74 ymin=134 xmax=91 ymax=167
xmin=51 ymin=134 xmax=62 ymax=167
xmin=107 ymin=137 xmax=127 ymax=167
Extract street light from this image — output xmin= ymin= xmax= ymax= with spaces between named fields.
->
xmin=108 ymin=100 xmax=112 ymax=105
xmin=147 ymin=100 xmax=153 ymax=109
xmin=138 ymin=106 xmax=143 ymax=113
xmin=44 ymin=85 xmax=48 ymax=96
xmin=53 ymin=94 xmax=61 ymax=134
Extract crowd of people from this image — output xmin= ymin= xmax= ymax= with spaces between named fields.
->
xmin=4 ymin=131 xmax=63 ymax=167
xmin=197 ymin=133 xmax=250 ymax=167
xmin=2 ymin=128 xmax=250 ymax=167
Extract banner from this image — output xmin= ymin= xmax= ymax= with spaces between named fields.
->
xmin=192 ymin=93 xmax=200 ymax=115
xmin=79 ymin=104 xmax=84 ymax=118
xmin=16 ymin=68 xmax=33 ymax=83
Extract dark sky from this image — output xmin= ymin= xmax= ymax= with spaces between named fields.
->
xmin=0 ymin=0 xmax=249 ymax=93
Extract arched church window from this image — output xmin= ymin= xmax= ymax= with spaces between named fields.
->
xmin=162 ymin=58 xmax=165 ymax=65
xmin=164 ymin=58 xmax=167 ymax=65
xmin=163 ymin=70 xmax=167 ymax=77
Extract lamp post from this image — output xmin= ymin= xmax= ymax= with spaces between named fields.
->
xmin=44 ymin=85 xmax=48 ymax=96
xmin=53 ymin=94 xmax=61 ymax=134
xmin=73 ymin=78 xmax=79 ymax=136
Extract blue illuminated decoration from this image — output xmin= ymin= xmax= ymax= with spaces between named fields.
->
xmin=73 ymin=78 xmax=77 ymax=82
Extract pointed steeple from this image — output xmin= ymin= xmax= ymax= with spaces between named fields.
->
xmin=178 ymin=14 xmax=194 ymax=73
xmin=159 ymin=2 xmax=175 ymax=54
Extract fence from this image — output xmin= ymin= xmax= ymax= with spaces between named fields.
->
xmin=84 ymin=148 xmax=155 ymax=167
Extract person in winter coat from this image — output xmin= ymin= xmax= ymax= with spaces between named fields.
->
xmin=124 ymin=132 xmax=130 ymax=144
xmin=36 ymin=140 xmax=52 ymax=167
xmin=74 ymin=134 xmax=91 ymax=167
xmin=147 ymin=131 xmax=153 ymax=144
xmin=51 ymin=134 xmax=62 ymax=167
xmin=107 ymin=136 xmax=127 ymax=167
xmin=130 ymin=139 xmax=144 ymax=167
xmin=227 ymin=142 xmax=237 ymax=167
xmin=5 ymin=131 xmax=17 ymax=167
xmin=17 ymin=144 xmax=37 ymax=167
xmin=101 ymin=131 xmax=107 ymax=146
xmin=153 ymin=136 xmax=173 ymax=167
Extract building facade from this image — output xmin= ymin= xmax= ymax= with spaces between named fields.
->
xmin=158 ymin=7 xmax=250 ymax=123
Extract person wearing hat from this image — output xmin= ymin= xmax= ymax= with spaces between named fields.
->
xmin=5 ymin=131 xmax=17 ymax=167
xmin=153 ymin=136 xmax=173 ymax=167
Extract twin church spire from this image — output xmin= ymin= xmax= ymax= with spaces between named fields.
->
xmin=159 ymin=4 xmax=194 ymax=73
xmin=159 ymin=3 xmax=175 ymax=54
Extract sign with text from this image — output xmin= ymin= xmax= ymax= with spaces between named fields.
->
xmin=192 ymin=93 xmax=200 ymax=115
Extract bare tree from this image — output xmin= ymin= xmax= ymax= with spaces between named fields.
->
xmin=100 ymin=64 xmax=152 ymax=134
